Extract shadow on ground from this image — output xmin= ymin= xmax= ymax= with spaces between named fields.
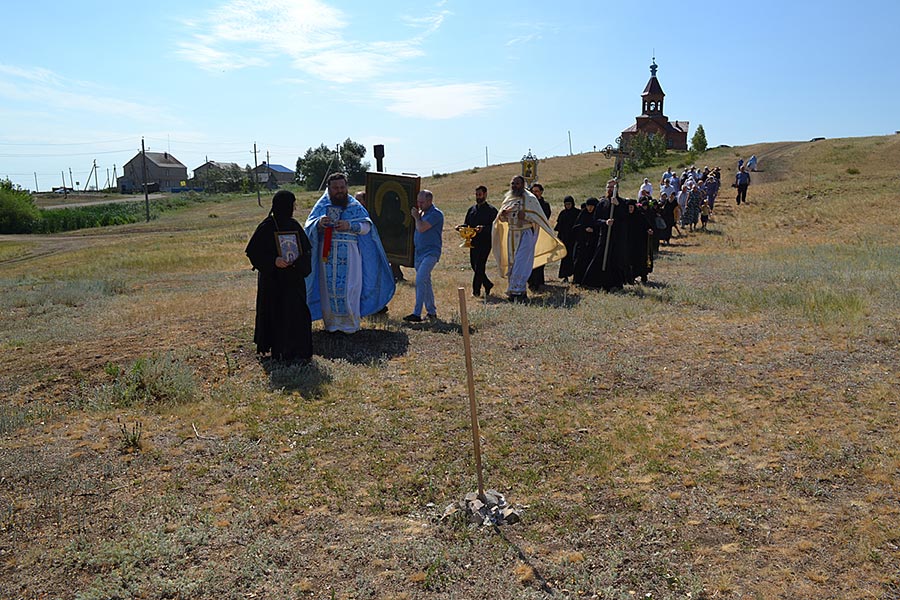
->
xmin=261 ymin=358 xmax=332 ymax=396
xmin=399 ymin=318 xmax=464 ymax=335
xmin=482 ymin=283 xmax=583 ymax=309
xmin=312 ymin=327 xmax=410 ymax=364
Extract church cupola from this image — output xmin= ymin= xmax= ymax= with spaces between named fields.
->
xmin=641 ymin=58 xmax=665 ymax=117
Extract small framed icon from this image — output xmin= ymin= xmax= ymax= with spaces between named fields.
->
xmin=274 ymin=231 xmax=302 ymax=263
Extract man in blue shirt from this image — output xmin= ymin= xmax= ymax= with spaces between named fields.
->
xmin=404 ymin=189 xmax=444 ymax=322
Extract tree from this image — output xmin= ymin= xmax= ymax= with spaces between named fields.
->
xmin=691 ymin=124 xmax=708 ymax=153
xmin=340 ymin=138 xmax=370 ymax=186
xmin=295 ymin=138 xmax=370 ymax=191
xmin=624 ymin=133 xmax=668 ymax=172
xmin=0 ymin=178 xmax=40 ymax=234
xmin=296 ymin=143 xmax=339 ymax=191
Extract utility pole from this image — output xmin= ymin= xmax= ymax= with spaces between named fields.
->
xmin=141 ymin=137 xmax=150 ymax=221
xmin=61 ymin=171 xmax=67 ymax=199
xmin=68 ymin=168 xmax=74 ymax=189
xmin=485 ymin=146 xmax=489 ymax=167
xmin=33 ymin=172 xmax=39 ymax=193
xmin=94 ymin=160 xmax=99 ymax=192
xmin=568 ymin=130 xmax=573 ymax=155
xmin=83 ymin=160 xmax=97 ymax=192
xmin=252 ymin=142 xmax=261 ymax=207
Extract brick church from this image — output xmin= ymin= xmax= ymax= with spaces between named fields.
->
xmin=621 ymin=59 xmax=689 ymax=151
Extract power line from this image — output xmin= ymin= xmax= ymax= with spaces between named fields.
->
xmin=0 ymin=148 xmax=133 ymax=158
xmin=0 ymin=136 xmax=135 ymax=146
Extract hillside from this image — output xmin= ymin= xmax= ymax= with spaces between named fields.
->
xmin=1 ymin=135 xmax=899 ymax=599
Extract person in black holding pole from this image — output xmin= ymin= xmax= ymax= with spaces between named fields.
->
xmin=458 ymin=185 xmax=498 ymax=297
xmin=245 ymin=190 xmax=313 ymax=362
xmin=582 ymin=179 xmax=629 ymax=291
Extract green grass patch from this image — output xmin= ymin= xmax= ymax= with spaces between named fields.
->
xmin=0 ymin=241 xmax=31 ymax=261
xmin=77 ymin=353 xmax=199 ymax=409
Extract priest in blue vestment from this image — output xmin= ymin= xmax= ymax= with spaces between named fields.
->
xmin=304 ymin=172 xmax=395 ymax=333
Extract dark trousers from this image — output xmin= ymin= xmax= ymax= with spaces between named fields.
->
xmin=470 ymin=247 xmax=492 ymax=294
xmin=736 ymin=184 xmax=749 ymax=205
xmin=528 ymin=266 xmax=545 ymax=291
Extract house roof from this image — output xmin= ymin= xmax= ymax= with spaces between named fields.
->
xmin=263 ymin=163 xmax=294 ymax=174
xmin=196 ymin=160 xmax=241 ymax=171
xmin=621 ymin=119 xmax=689 ymax=135
xmin=144 ymin=152 xmax=186 ymax=168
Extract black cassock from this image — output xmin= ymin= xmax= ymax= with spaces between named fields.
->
xmin=554 ymin=206 xmax=580 ymax=279
xmin=626 ymin=206 xmax=653 ymax=283
xmin=571 ymin=208 xmax=599 ymax=285
xmin=245 ymin=215 xmax=313 ymax=361
xmin=581 ymin=197 xmax=629 ymax=291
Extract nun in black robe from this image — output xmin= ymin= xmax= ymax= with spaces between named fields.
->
xmin=581 ymin=192 xmax=629 ymax=291
xmin=245 ymin=190 xmax=313 ymax=362
xmin=554 ymin=195 xmax=580 ymax=280
xmin=659 ymin=194 xmax=678 ymax=244
xmin=570 ymin=198 xmax=600 ymax=286
xmin=625 ymin=200 xmax=654 ymax=284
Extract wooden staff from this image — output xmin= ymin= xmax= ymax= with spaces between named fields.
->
xmin=601 ymin=181 xmax=617 ymax=271
xmin=457 ymin=287 xmax=485 ymax=501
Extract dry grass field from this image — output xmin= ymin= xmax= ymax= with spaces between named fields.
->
xmin=1 ymin=135 xmax=899 ymax=599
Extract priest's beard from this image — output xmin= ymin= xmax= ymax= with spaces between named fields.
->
xmin=331 ymin=192 xmax=349 ymax=207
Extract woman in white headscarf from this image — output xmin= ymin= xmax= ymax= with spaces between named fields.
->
xmin=638 ymin=177 xmax=653 ymax=199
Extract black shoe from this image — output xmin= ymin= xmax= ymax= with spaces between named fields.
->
xmin=403 ymin=313 xmax=422 ymax=322
xmin=484 ymin=282 xmax=494 ymax=296
xmin=426 ymin=313 xmax=437 ymax=322
xmin=472 ymin=290 xmax=481 ymax=297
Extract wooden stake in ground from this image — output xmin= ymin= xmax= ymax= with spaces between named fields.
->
xmin=457 ymin=287 xmax=485 ymax=501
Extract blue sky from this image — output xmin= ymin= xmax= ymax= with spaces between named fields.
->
xmin=1 ymin=0 xmax=897 ymax=192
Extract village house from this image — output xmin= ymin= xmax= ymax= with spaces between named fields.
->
xmin=192 ymin=160 xmax=242 ymax=180
xmin=251 ymin=162 xmax=295 ymax=188
xmin=117 ymin=151 xmax=188 ymax=193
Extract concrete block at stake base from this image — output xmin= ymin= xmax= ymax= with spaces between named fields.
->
xmin=442 ymin=489 xmax=522 ymax=526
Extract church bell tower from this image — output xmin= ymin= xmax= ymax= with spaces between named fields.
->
xmin=641 ymin=58 xmax=665 ymax=117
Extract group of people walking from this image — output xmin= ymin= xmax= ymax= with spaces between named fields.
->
xmin=244 ymin=161 xmax=753 ymax=363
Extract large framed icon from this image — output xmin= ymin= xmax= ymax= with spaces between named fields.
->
xmin=366 ymin=172 xmax=420 ymax=267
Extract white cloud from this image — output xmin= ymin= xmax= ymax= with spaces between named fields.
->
xmin=506 ymin=33 xmax=542 ymax=46
xmin=175 ymin=0 xmax=445 ymax=83
xmin=0 ymin=64 xmax=175 ymax=124
xmin=373 ymin=82 xmax=507 ymax=120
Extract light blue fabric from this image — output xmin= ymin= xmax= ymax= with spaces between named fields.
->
xmin=304 ymin=193 xmax=395 ymax=322
xmin=413 ymin=254 xmax=438 ymax=316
